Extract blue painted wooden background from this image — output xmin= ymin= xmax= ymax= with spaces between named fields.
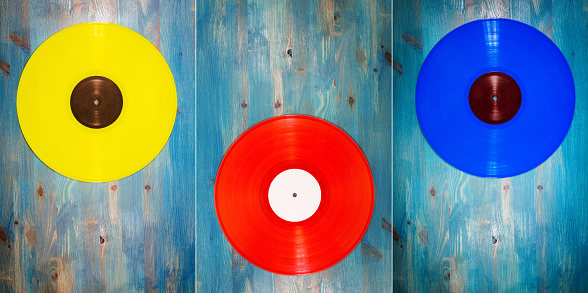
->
xmin=0 ymin=0 xmax=391 ymax=292
xmin=0 ymin=0 xmax=195 ymax=292
xmin=197 ymin=0 xmax=391 ymax=292
xmin=394 ymin=0 xmax=588 ymax=292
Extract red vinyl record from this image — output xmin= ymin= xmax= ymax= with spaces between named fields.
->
xmin=215 ymin=115 xmax=374 ymax=275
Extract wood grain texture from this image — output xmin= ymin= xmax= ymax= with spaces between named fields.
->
xmin=394 ymin=0 xmax=588 ymax=292
xmin=196 ymin=0 xmax=391 ymax=292
xmin=1 ymin=0 xmax=390 ymax=291
xmin=0 ymin=0 xmax=195 ymax=292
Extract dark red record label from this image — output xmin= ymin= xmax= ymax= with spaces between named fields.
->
xmin=468 ymin=72 xmax=521 ymax=125
xmin=215 ymin=115 xmax=374 ymax=275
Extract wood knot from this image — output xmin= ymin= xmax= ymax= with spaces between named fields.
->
xmin=240 ymin=101 xmax=248 ymax=108
xmin=348 ymin=96 xmax=355 ymax=108
xmin=361 ymin=242 xmax=383 ymax=259
xmin=274 ymin=100 xmax=282 ymax=109
xmin=381 ymin=218 xmax=392 ymax=232
xmin=144 ymin=185 xmax=152 ymax=192
xmin=429 ymin=187 xmax=436 ymax=197
xmin=393 ymin=60 xmax=403 ymax=74
xmin=0 ymin=60 xmax=9 ymax=75
xmin=111 ymin=184 xmax=118 ymax=191
xmin=385 ymin=52 xmax=392 ymax=67
xmin=37 ymin=186 xmax=44 ymax=197
xmin=392 ymin=226 xmax=400 ymax=242
xmin=9 ymin=33 xmax=30 ymax=51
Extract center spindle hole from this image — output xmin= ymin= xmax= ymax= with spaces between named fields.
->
xmin=492 ymin=95 xmax=498 ymax=101
xmin=94 ymin=99 xmax=100 ymax=105
xmin=292 ymin=193 xmax=297 ymax=198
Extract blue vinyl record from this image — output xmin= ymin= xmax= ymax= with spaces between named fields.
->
xmin=416 ymin=19 xmax=575 ymax=178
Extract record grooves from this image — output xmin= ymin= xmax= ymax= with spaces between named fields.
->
xmin=17 ymin=23 xmax=177 ymax=182
xmin=416 ymin=19 xmax=575 ymax=178
xmin=215 ymin=115 xmax=374 ymax=275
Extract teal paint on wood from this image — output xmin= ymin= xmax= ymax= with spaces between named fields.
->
xmin=394 ymin=0 xmax=588 ymax=292
xmin=1 ymin=0 xmax=389 ymax=291
xmin=197 ymin=0 xmax=391 ymax=292
xmin=0 ymin=0 xmax=195 ymax=291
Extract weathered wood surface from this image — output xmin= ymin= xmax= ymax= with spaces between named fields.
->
xmin=394 ymin=0 xmax=588 ymax=292
xmin=1 ymin=0 xmax=391 ymax=292
xmin=197 ymin=0 xmax=391 ymax=292
xmin=0 ymin=0 xmax=195 ymax=292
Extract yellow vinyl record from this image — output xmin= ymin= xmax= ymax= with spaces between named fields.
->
xmin=17 ymin=23 xmax=177 ymax=182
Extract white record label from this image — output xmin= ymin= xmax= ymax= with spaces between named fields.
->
xmin=268 ymin=169 xmax=321 ymax=222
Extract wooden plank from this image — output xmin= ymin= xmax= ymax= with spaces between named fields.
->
xmin=7 ymin=1 xmax=57 ymax=292
xmin=549 ymin=0 xmax=588 ymax=290
xmin=0 ymin=0 xmax=195 ymax=291
xmin=196 ymin=0 xmax=236 ymax=291
xmin=394 ymin=0 xmax=588 ymax=291
xmin=159 ymin=1 xmax=196 ymax=292
xmin=0 ymin=4 xmax=16 ymax=292
xmin=197 ymin=0 xmax=391 ymax=291
xmin=392 ymin=0 xmax=425 ymax=291
xmin=354 ymin=0 xmax=392 ymax=291
xmin=243 ymin=0 xmax=277 ymax=289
